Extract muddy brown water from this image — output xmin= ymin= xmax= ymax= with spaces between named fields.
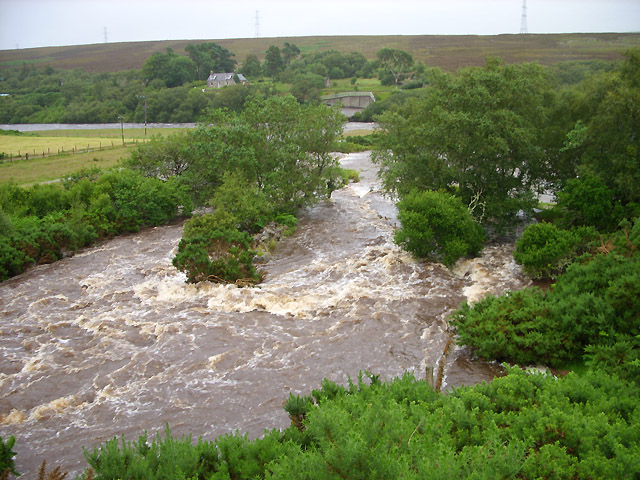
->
xmin=0 ymin=151 xmax=529 ymax=476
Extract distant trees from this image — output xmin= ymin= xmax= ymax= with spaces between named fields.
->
xmin=141 ymin=42 xmax=236 ymax=87
xmin=141 ymin=48 xmax=197 ymax=88
xmin=290 ymin=72 xmax=325 ymax=103
xmin=185 ymin=42 xmax=237 ymax=80
xmin=282 ymin=42 xmax=301 ymax=65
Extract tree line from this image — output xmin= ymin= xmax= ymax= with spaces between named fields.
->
xmin=378 ymin=49 xmax=639 ymax=389
xmin=0 ymin=41 xmax=413 ymax=124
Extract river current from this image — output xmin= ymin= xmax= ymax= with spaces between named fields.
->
xmin=0 ymin=151 xmax=529 ymax=476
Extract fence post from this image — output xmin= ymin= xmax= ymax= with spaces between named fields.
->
xmin=425 ymin=367 xmax=435 ymax=388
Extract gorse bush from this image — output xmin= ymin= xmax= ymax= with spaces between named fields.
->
xmin=584 ymin=334 xmax=640 ymax=385
xmin=513 ymin=222 xmax=597 ymax=279
xmin=450 ymin=288 xmax=570 ymax=367
xmin=394 ymin=190 xmax=485 ymax=266
xmin=75 ymin=369 xmax=640 ymax=480
xmin=453 ymin=244 xmax=640 ymax=368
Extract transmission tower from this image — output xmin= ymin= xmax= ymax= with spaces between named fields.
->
xmin=520 ymin=0 xmax=528 ymax=34
xmin=104 ymin=27 xmax=108 ymax=43
xmin=255 ymin=10 xmax=260 ymax=39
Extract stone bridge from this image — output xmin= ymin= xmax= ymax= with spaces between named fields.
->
xmin=320 ymin=92 xmax=375 ymax=117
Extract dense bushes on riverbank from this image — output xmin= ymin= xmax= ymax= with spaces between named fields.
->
xmin=0 ymin=169 xmax=191 ymax=281
xmin=4 ymin=367 xmax=639 ymax=479
xmin=453 ymin=244 xmax=640 ymax=366
xmin=79 ymin=369 xmax=640 ymax=479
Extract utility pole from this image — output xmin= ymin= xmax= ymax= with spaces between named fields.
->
xmin=137 ymin=95 xmax=147 ymax=137
xmin=255 ymin=10 xmax=260 ymax=39
xmin=520 ymin=0 xmax=528 ymax=34
xmin=119 ymin=116 xmax=124 ymax=144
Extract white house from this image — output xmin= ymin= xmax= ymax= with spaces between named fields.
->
xmin=207 ymin=72 xmax=248 ymax=88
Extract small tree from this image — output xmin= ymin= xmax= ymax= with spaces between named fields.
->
xmin=263 ymin=46 xmax=284 ymax=78
xmin=376 ymin=48 xmax=413 ymax=86
xmin=241 ymin=54 xmax=261 ymax=77
xmin=394 ymin=190 xmax=485 ymax=266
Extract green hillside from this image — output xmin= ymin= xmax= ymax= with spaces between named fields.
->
xmin=2 ymin=33 xmax=640 ymax=73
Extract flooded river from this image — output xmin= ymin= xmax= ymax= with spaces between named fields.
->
xmin=0 ymin=151 xmax=529 ymax=476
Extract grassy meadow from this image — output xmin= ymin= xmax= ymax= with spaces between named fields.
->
xmin=0 ymin=128 xmax=184 ymax=185
xmin=0 ymin=145 xmax=130 ymax=185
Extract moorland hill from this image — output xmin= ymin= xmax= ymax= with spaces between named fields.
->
xmin=1 ymin=32 xmax=640 ymax=73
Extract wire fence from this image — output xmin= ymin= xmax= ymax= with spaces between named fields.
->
xmin=0 ymin=138 xmax=148 ymax=163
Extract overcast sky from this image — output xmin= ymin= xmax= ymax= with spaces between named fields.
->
xmin=1 ymin=0 xmax=639 ymax=51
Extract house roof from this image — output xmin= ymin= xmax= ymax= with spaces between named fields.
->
xmin=207 ymin=73 xmax=247 ymax=82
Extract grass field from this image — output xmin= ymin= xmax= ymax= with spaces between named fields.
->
xmin=0 ymin=128 xmax=190 ymax=185
xmin=0 ymin=127 xmax=186 ymax=156
xmin=2 ymin=33 xmax=639 ymax=74
xmin=1 ymin=135 xmax=136 ymax=157
xmin=0 ymin=145 xmax=132 ymax=185
xmin=36 ymin=128 xmax=187 ymax=138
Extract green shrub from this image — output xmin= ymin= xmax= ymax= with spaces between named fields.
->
xmin=513 ymin=222 xmax=593 ymax=279
xmin=0 ymin=238 xmax=31 ymax=280
xmin=584 ymin=334 xmax=640 ymax=384
xmin=550 ymin=253 xmax=640 ymax=339
xmin=173 ymin=215 xmax=259 ymax=285
xmin=0 ymin=168 xmax=189 ymax=282
xmin=450 ymin=288 xmax=574 ymax=367
xmin=394 ymin=190 xmax=485 ymax=266
xmin=0 ymin=436 xmax=19 ymax=477
xmin=556 ymin=173 xmax=620 ymax=231
xmin=78 ymin=370 xmax=640 ymax=480
xmin=273 ymin=213 xmax=298 ymax=228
